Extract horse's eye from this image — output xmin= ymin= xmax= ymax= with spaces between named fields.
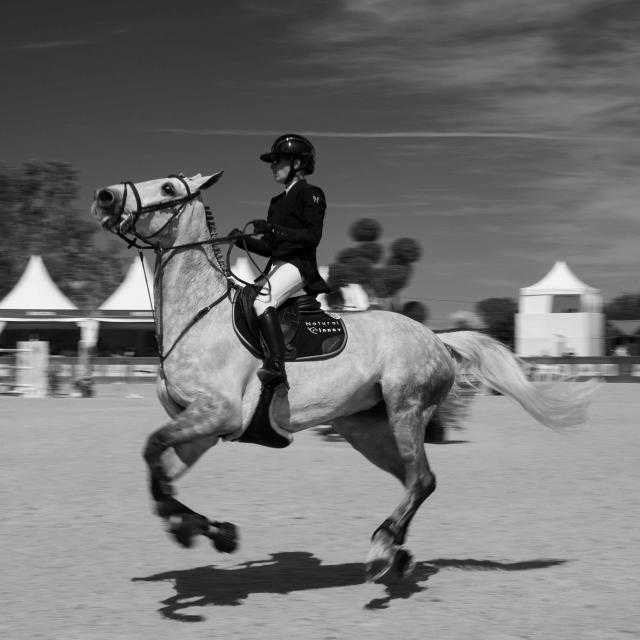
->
xmin=162 ymin=182 xmax=176 ymax=196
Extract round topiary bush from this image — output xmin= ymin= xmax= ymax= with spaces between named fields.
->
xmin=381 ymin=263 xmax=411 ymax=295
xmin=343 ymin=257 xmax=374 ymax=285
xmin=357 ymin=241 xmax=383 ymax=264
xmin=350 ymin=218 xmax=381 ymax=242
xmin=327 ymin=263 xmax=352 ymax=289
xmin=402 ymin=300 xmax=428 ymax=324
xmin=390 ymin=237 xmax=422 ymax=264
xmin=336 ymin=247 xmax=365 ymax=264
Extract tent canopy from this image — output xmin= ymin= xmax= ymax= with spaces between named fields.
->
xmin=99 ymin=257 xmax=154 ymax=311
xmin=520 ymin=261 xmax=598 ymax=295
xmin=97 ymin=257 xmax=154 ymax=322
xmin=0 ymin=256 xmax=83 ymax=321
xmin=518 ymin=261 xmax=602 ymax=314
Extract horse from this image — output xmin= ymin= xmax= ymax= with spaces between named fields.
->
xmin=91 ymin=171 xmax=596 ymax=582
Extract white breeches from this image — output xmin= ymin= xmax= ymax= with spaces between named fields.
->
xmin=253 ymin=260 xmax=306 ymax=316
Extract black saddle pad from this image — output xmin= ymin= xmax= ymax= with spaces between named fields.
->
xmin=232 ymin=286 xmax=347 ymax=362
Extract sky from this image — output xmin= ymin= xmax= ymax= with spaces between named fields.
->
xmin=2 ymin=0 xmax=640 ymax=327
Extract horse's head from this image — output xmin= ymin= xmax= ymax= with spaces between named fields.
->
xmin=91 ymin=172 xmax=223 ymax=246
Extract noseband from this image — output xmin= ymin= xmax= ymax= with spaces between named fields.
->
xmin=117 ymin=174 xmax=201 ymax=246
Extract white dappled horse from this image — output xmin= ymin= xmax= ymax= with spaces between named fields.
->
xmin=91 ymin=172 xmax=595 ymax=582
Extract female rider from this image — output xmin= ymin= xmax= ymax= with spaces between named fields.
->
xmin=234 ymin=133 xmax=330 ymax=389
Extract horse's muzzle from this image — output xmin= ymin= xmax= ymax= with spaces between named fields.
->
xmin=96 ymin=188 xmax=117 ymax=208
xmin=92 ymin=189 xmax=121 ymax=229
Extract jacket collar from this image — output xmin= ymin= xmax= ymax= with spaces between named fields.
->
xmin=284 ymin=177 xmax=306 ymax=197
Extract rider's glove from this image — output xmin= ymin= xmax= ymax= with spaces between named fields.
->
xmin=252 ymin=219 xmax=273 ymax=235
xmin=269 ymin=224 xmax=288 ymax=240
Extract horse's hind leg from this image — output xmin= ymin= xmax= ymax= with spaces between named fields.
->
xmin=333 ymin=402 xmax=438 ymax=581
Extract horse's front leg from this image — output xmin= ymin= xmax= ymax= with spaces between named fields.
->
xmin=142 ymin=394 xmax=241 ymax=552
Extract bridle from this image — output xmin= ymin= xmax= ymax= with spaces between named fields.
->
xmin=104 ymin=174 xmax=263 ymax=374
xmin=115 ymin=174 xmax=202 ymax=249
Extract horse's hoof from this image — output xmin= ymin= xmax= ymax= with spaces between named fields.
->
xmin=365 ymin=548 xmax=415 ymax=583
xmin=207 ymin=521 xmax=238 ymax=553
xmin=365 ymin=557 xmax=393 ymax=583
xmin=167 ymin=514 xmax=206 ymax=548
xmin=392 ymin=548 xmax=416 ymax=580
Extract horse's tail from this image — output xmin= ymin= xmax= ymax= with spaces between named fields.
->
xmin=437 ymin=330 xmax=598 ymax=429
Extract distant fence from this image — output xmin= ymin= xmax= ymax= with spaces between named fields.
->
xmin=523 ymin=356 xmax=640 ymax=383
xmin=33 ymin=355 xmax=640 ymax=386
xmin=49 ymin=357 xmax=159 ymax=383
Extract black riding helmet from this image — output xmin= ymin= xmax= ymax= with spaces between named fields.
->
xmin=259 ymin=133 xmax=316 ymax=175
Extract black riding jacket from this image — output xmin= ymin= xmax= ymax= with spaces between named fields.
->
xmin=241 ymin=179 xmax=330 ymax=295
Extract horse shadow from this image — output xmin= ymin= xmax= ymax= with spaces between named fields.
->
xmin=132 ymin=552 xmax=567 ymax=621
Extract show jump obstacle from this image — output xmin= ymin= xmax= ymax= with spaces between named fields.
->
xmin=0 ymin=341 xmax=48 ymax=397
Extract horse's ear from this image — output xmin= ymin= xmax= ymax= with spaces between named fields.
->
xmin=195 ymin=171 xmax=224 ymax=191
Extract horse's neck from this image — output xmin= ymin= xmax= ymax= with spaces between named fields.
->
xmin=156 ymin=205 xmax=231 ymax=346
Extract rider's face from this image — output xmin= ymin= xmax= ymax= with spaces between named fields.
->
xmin=271 ymin=158 xmax=299 ymax=184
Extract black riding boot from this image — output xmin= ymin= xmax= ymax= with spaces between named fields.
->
xmin=257 ymin=307 xmax=288 ymax=388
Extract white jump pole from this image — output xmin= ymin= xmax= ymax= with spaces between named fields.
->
xmin=17 ymin=341 xmax=49 ymax=398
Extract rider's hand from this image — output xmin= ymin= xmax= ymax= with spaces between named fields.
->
xmin=252 ymin=219 xmax=272 ymax=236
xmin=229 ymin=228 xmax=243 ymax=242
xmin=269 ymin=224 xmax=287 ymax=240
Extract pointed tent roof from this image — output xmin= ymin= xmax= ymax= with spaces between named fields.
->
xmin=520 ymin=261 xmax=599 ymax=295
xmin=0 ymin=255 xmax=77 ymax=310
xmin=100 ymin=257 xmax=154 ymax=310
xmin=0 ymin=256 xmax=84 ymax=321
xmin=97 ymin=257 xmax=154 ymax=322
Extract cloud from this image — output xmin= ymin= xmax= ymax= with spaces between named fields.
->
xmin=292 ymin=0 xmax=640 ymax=136
xmin=151 ymin=127 xmax=580 ymax=140
xmin=9 ymin=38 xmax=90 ymax=51
xmin=151 ymin=128 xmax=283 ymax=137
xmin=7 ymin=28 xmax=131 ymax=52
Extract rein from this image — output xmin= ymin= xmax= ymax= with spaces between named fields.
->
xmin=152 ymin=203 xmax=235 ymax=365
xmin=114 ymin=174 xmax=253 ymax=251
xmin=109 ymin=175 xmax=254 ymax=372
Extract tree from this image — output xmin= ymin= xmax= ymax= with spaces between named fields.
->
xmin=475 ymin=297 xmax=517 ymax=348
xmin=0 ymin=161 xmax=125 ymax=308
xmin=604 ymin=294 xmax=640 ymax=319
xmin=327 ymin=217 xmax=429 ymax=323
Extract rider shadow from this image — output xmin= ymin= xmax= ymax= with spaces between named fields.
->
xmin=132 ymin=552 xmax=567 ymax=620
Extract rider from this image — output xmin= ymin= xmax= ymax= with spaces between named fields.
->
xmin=233 ymin=133 xmax=330 ymax=389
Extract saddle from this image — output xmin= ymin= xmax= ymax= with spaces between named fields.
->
xmin=232 ymin=285 xmax=347 ymax=363
xmin=232 ymin=286 xmax=348 ymax=449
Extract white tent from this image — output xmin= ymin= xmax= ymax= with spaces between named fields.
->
xmin=0 ymin=255 xmax=82 ymax=319
xmin=97 ymin=256 xmax=154 ymax=321
xmin=0 ymin=255 xmax=85 ymax=354
xmin=316 ymin=266 xmax=369 ymax=311
xmin=93 ymin=257 xmax=155 ymax=356
xmin=515 ymin=261 xmax=604 ymax=356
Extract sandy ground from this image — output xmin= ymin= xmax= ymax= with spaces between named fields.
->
xmin=1 ymin=383 xmax=639 ymax=640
